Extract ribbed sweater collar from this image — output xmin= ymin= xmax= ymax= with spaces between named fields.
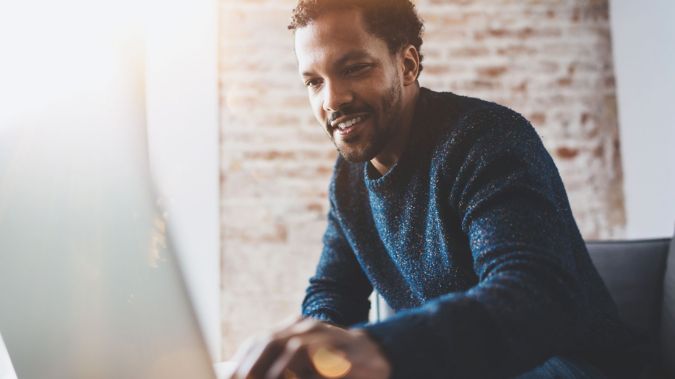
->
xmin=364 ymin=87 xmax=433 ymax=191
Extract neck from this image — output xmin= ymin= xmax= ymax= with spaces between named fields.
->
xmin=370 ymin=85 xmax=420 ymax=175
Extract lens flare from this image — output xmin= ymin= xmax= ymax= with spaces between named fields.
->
xmin=309 ymin=346 xmax=352 ymax=378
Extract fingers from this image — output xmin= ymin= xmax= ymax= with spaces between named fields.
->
xmin=230 ymin=322 xmax=391 ymax=379
xmin=274 ymin=317 xmax=323 ymax=340
xmin=265 ymin=335 xmax=321 ymax=379
xmin=239 ymin=336 xmax=285 ymax=379
xmin=271 ymin=315 xmax=305 ymax=334
xmin=265 ymin=337 xmax=305 ymax=379
xmin=231 ymin=334 xmax=262 ymax=365
xmin=231 ymin=318 xmax=325 ymax=379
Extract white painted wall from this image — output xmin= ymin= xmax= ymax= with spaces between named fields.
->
xmin=144 ymin=0 xmax=221 ymax=361
xmin=610 ymin=0 xmax=675 ymax=239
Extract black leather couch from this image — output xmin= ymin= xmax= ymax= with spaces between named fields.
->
xmin=374 ymin=232 xmax=675 ymax=378
xmin=587 ymin=235 xmax=674 ymax=378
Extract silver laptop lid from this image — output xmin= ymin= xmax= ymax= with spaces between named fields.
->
xmin=0 ymin=124 xmax=216 ymax=379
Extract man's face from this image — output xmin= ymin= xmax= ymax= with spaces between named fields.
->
xmin=294 ymin=8 xmax=405 ymax=163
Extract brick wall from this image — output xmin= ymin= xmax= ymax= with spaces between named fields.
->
xmin=219 ymin=0 xmax=625 ymax=357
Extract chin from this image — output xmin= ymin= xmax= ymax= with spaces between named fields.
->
xmin=335 ymin=135 xmax=390 ymax=163
xmin=337 ymin=150 xmax=370 ymax=163
xmin=336 ymin=146 xmax=374 ymax=163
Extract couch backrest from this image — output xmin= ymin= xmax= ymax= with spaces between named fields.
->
xmin=586 ymin=239 xmax=670 ymax=341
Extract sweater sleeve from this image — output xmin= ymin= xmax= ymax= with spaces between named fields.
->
xmin=301 ymin=198 xmax=373 ymax=327
xmin=362 ymin=108 xmax=588 ymax=379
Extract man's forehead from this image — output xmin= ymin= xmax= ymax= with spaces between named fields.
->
xmin=292 ymin=8 xmax=380 ymax=54
xmin=298 ymin=49 xmax=375 ymax=76
xmin=293 ymin=11 xmax=390 ymax=75
xmin=294 ymin=14 xmax=367 ymax=48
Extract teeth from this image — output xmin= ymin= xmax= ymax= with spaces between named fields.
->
xmin=337 ymin=116 xmax=363 ymax=130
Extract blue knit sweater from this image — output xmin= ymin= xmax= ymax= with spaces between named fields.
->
xmin=301 ymin=88 xmax=644 ymax=379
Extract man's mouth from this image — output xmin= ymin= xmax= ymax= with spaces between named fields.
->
xmin=336 ymin=116 xmax=364 ymax=130
xmin=329 ymin=113 xmax=370 ymax=137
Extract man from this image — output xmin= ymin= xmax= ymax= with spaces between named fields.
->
xmin=230 ymin=1 xmax=645 ymax=378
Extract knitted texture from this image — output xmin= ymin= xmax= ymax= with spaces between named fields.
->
xmin=301 ymin=88 xmax=644 ymax=379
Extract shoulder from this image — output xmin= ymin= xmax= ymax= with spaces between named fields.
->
xmin=426 ymin=89 xmax=536 ymax=145
xmin=421 ymin=88 xmax=544 ymax=167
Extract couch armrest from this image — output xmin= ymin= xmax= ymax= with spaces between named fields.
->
xmin=659 ymin=229 xmax=675 ymax=377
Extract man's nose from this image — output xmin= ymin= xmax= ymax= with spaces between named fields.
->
xmin=322 ymin=81 xmax=353 ymax=113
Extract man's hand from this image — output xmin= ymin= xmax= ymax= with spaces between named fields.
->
xmin=229 ymin=317 xmax=391 ymax=379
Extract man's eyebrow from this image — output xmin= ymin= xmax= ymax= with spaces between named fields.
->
xmin=333 ymin=50 xmax=373 ymax=67
xmin=301 ymin=50 xmax=374 ymax=77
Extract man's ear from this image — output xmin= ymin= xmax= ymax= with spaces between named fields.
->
xmin=400 ymin=44 xmax=420 ymax=86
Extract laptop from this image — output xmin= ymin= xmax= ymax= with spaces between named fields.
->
xmin=0 ymin=126 xmax=219 ymax=379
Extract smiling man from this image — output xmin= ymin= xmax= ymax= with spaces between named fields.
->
xmin=230 ymin=1 xmax=645 ymax=378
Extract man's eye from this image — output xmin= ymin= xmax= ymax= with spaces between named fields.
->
xmin=305 ymin=78 xmax=322 ymax=88
xmin=344 ymin=64 xmax=370 ymax=76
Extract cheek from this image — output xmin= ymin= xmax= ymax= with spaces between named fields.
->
xmin=309 ymin=96 xmax=325 ymax=122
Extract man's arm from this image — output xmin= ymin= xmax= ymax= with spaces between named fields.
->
xmin=229 ymin=199 xmax=389 ymax=379
xmin=302 ymin=200 xmax=374 ymax=327
xmin=361 ymin=109 xmax=589 ymax=379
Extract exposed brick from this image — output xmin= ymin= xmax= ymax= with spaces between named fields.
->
xmin=496 ymin=45 xmax=536 ymax=56
xmin=556 ymin=147 xmax=580 ymax=159
xmin=448 ymin=46 xmax=491 ymax=58
xmin=557 ymin=77 xmax=573 ymax=87
xmin=476 ymin=66 xmax=508 ymax=78
xmin=529 ymin=112 xmax=546 ymax=126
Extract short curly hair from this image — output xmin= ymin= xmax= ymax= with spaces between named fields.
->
xmin=288 ymin=0 xmax=425 ymax=77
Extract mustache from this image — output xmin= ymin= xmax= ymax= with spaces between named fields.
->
xmin=326 ymin=105 xmax=372 ymax=129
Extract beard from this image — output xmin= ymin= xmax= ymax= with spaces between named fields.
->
xmin=331 ymin=78 xmax=403 ymax=163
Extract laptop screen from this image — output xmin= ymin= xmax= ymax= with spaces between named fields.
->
xmin=0 ymin=127 xmax=216 ymax=379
